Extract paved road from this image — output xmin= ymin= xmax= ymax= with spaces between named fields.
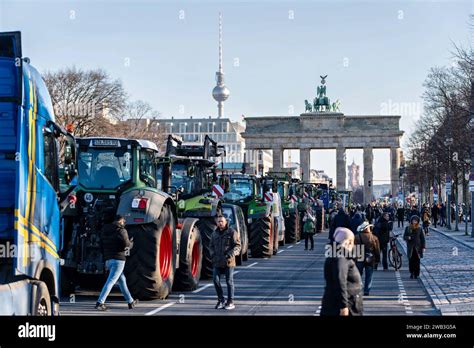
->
xmin=61 ymin=228 xmax=438 ymax=316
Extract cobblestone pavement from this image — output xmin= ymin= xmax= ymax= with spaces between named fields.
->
xmin=395 ymin=225 xmax=474 ymax=315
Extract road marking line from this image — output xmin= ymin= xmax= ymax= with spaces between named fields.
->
xmin=287 ymin=245 xmax=293 ymax=249
xmin=296 ymin=241 xmax=301 ymax=245
xmin=193 ymin=283 xmax=212 ymax=293
xmin=277 ymin=250 xmax=284 ymax=254
xmin=234 ymin=270 xmax=241 ymax=275
xmin=145 ymin=302 xmax=176 ymax=316
xmin=315 ymin=305 xmax=322 ymax=315
xmin=246 ymin=262 xmax=258 ymax=268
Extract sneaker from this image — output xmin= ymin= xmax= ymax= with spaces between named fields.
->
xmin=215 ymin=300 xmax=225 ymax=309
xmin=224 ymin=301 xmax=235 ymax=310
xmin=128 ymin=299 xmax=139 ymax=309
xmin=95 ymin=302 xmax=107 ymax=311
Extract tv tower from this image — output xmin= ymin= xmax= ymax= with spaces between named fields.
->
xmin=212 ymin=12 xmax=230 ymax=118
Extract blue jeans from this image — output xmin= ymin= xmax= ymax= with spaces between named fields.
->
xmin=357 ymin=262 xmax=374 ymax=295
xmin=213 ymin=267 xmax=234 ymax=302
xmin=98 ymin=259 xmax=134 ymax=304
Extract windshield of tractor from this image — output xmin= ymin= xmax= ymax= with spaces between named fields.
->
xmin=78 ymin=147 xmax=132 ymax=189
xmin=171 ymin=163 xmax=196 ymax=194
xmin=139 ymin=149 xmax=157 ymax=188
xmin=224 ymin=178 xmax=254 ymax=201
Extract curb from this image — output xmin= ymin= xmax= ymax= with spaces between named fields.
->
xmin=429 ymin=227 xmax=474 ymax=251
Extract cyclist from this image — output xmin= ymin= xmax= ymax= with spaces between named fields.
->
xmin=403 ymin=215 xmax=426 ymax=279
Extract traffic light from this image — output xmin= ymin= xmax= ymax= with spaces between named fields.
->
xmin=368 ymin=180 xmax=372 ymax=187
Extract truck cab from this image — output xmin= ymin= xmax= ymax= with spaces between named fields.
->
xmin=0 ymin=31 xmax=75 ymax=315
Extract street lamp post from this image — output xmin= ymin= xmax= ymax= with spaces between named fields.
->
xmin=465 ymin=159 xmax=471 ymax=236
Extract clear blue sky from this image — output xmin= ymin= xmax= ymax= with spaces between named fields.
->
xmin=1 ymin=0 xmax=471 ymax=183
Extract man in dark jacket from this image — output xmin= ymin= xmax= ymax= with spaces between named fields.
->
xmin=396 ymin=205 xmax=405 ymax=228
xmin=321 ymin=227 xmax=363 ymax=316
xmin=440 ymin=203 xmax=446 ymax=226
xmin=373 ymin=212 xmax=392 ymax=270
xmin=349 ymin=212 xmax=364 ymax=235
xmin=431 ymin=204 xmax=439 ymax=228
xmin=329 ymin=208 xmax=351 ymax=242
xmin=365 ymin=204 xmax=374 ymax=224
xmin=96 ymin=215 xmax=137 ymax=311
xmin=403 ymin=215 xmax=426 ymax=279
xmin=210 ymin=215 xmax=241 ymax=310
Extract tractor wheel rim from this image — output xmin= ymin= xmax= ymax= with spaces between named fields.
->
xmin=191 ymin=240 xmax=200 ymax=277
xmin=160 ymin=224 xmax=172 ymax=280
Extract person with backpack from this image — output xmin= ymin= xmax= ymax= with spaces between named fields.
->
xmin=403 ymin=215 xmax=426 ymax=279
xmin=355 ymin=221 xmax=380 ymax=296
xmin=302 ymin=207 xmax=316 ymax=250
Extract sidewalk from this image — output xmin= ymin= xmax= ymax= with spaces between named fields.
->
xmin=431 ymin=222 xmax=474 ymax=249
xmin=395 ymin=225 xmax=474 ymax=315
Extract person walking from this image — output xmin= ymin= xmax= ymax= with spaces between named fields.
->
xmin=350 ymin=210 xmax=365 ymax=235
xmin=365 ymin=204 xmax=374 ymax=224
xmin=96 ymin=215 xmax=137 ymax=311
xmin=355 ymin=221 xmax=380 ymax=296
xmin=403 ymin=216 xmax=426 ymax=279
xmin=440 ymin=203 xmax=446 ymax=227
xmin=396 ymin=205 xmax=405 ymax=228
xmin=421 ymin=204 xmax=431 ymax=236
xmin=373 ymin=212 xmax=392 ymax=271
xmin=321 ymin=227 xmax=363 ymax=316
xmin=329 ymin=207 xmax=351 ymax=242
xmin=210 ymin=215 xmax=241 ymax=310
xmin=302 ymin=208 xmax=316 ymax=250
xmin=431 ymin=203 xmax=439 ymax=228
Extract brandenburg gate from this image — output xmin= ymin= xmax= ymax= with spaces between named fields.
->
xmin=241 ymin=76 xmax=404 ymax=203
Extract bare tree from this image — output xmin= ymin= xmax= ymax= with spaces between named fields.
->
xmin=44 ymin=67 xmax=127 ymax=136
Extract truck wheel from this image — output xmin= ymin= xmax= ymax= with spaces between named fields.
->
xmin=125 ymin=204 xmax=176 ymax=300
xmin=285 ymin=210 xmax=299 ymax=244
xmin=31 ymin=281 xmax=51 ymax=316
xmin=173 ymin=219 xmax=202 ymax=291
xmin=249 ymin=216 xmax=273 ymax=258
xmin=196 ymin=218 xmax=216 ymax=279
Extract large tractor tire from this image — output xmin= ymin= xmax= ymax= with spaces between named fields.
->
xmin=125 ymin=205 xmax=176 ymax=300
xmin=249 ymin=216 xmax=273 ymax=258
xmin=173 ymin=219 xmax=202 ymax=291
xmin=31 ymin=280 xmax=51 ymax=316
xmin=196 ymin=217 xmax=217 ymax=279
xmin=285 ymin=210 xmax=299 ymax=244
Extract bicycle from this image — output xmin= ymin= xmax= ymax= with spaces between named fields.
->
xmin=388 ymin=233 xmax=403 ymax=271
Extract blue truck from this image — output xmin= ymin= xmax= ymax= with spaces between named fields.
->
xmin=0 ymin=32 xmax=76 ymax=315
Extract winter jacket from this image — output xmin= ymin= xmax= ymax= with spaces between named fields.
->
xmin=396 ymin=208 xmax=405 ymax=220
xmin=210 ymin=225 xmax=241 ymax=268
xmin=100 ymin=221 xmax=132 ymax=261
xmin=321 ymin=246 xmax=363 ymax=316
xmin=349 ymin=213 xmax=364 ymax=234
xmin=403 ymin=226 xmax=426 ymax=259
xmin=355 ymin=230 xmax=380 ymax=266
xmin=329 ymin=209 xmax=351 ymax=241
xmin=374 ymin=218 xmax=392 ymax=245
xmin=303 ymin=212 xmax=316 ymax=234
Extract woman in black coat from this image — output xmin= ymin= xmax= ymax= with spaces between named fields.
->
xmin=321 ymin=227 xmax=363 ymax=316
xmin=403 ymin=215 xmax=426 ymax=279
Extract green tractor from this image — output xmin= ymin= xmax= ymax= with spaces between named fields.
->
xmin=61 ymin=137 xmax=203 ymax=300
xmin=156 ymin=135 xmax=225 ymax=279
xmin=219 ymin=174 xmax=280 ymax=257
xmin=265 ymin=170 xmax=301 ymax=244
